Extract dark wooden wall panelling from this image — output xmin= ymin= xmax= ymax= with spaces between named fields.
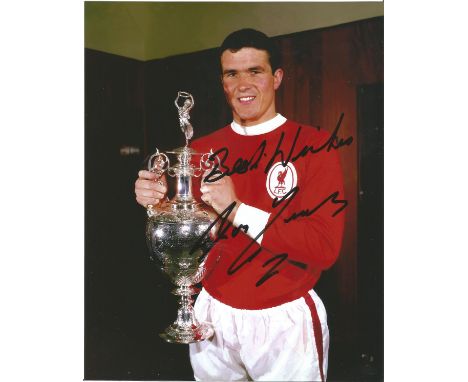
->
xmin=85 ymin=16 xmax=383 ymax=380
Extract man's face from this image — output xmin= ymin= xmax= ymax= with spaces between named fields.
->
xmin=221 ymin=47 xmax=283 ymax=127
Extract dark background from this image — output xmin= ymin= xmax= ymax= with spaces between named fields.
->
xmin=85 ymin=17 xmax=383 ymax=381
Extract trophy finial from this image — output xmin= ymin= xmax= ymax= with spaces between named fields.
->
xmin=175 ymin=91 xmax=195 ymax=145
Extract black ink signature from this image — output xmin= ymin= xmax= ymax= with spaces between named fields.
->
xmin=189 ymin=186 xmax=348 ymax=287
xmin=204 ymin=141 xmax=267 ymax=183
xmin=190 ymin=113 xmax=351 ymax=286
xmin=227 ymin=186 xmax=300 ymax=278
xmin=284 ymin=191 xmax=348 ymax=223
xmin=188 ymin=201 xmax=248 ymax=255
xmin=189 ymin=186 xmax=308 ymax=287
xmin=265 ymin=112 xmax=352 ymax=172
xmin=203 ymin=113 xmax=352 ymax=183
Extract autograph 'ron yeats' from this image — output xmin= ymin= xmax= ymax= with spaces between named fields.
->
xmin=190 ymin=113 xmax=351 ymax=287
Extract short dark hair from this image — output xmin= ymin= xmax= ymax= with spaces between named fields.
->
xmin=219 ymin=28 xmax=281 ymax=73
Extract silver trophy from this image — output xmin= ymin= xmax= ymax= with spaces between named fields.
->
xmin=146 ymin=91 xmax=219 ymax=344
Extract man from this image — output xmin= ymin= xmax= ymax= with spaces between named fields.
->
xmin=135 ymin=29 xmax=345 ymax=381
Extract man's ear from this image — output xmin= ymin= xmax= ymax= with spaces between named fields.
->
xmin=273 ymin=68 xmax=284 ymax=90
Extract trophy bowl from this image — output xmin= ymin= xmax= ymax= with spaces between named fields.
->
xmin=146 ymin=194 xmax=217 ymax=344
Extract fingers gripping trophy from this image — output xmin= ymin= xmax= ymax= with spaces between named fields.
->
xmin=145 ymin=91 xmax=219 ymax=344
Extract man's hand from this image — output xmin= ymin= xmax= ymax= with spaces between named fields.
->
xmin=135 ymin=170 xmax=167 ymax=208
xmin=200 ymin=172 xmax=240 ymax=221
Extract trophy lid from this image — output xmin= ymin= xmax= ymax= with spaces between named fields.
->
xmin=166 ymin=147 xmax=194 ymax=155
xmin=166 ymin=146 xmax=203 ymax=156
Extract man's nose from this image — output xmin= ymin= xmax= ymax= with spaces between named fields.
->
xmin=237 ymin=73 xmax=252 ymax=91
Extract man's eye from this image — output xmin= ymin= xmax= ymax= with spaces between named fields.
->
xmin=225 ymin=72 xmax=236 ymax=78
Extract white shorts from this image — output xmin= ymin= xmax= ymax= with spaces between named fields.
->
xmin=189 ymin=288 xmax=329 ymax=381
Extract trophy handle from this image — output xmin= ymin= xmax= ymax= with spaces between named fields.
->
xmin=147 ymin=149 xmax=170 ymax=217
xmin=200 ymin=149 xmax=220 ymax=171
xmin=148 ymin=149 xmax=170 ymax=174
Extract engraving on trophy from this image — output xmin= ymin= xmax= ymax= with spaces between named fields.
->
xmin=145 ymin=91 xmax=218 ymax=344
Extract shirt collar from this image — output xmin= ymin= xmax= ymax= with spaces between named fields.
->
xmin=230 ymin=114 xmax=287 ymax=136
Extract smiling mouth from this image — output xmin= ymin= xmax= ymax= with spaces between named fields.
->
xmin=238 ymin=96 xmax=256 ymax=104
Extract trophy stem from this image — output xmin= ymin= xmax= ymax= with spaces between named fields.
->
xmin=159 ymin=285 xmax=214 ymax=344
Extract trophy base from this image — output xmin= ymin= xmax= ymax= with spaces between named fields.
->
xmin=159 ymin=322 xmax=214 ymax=344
